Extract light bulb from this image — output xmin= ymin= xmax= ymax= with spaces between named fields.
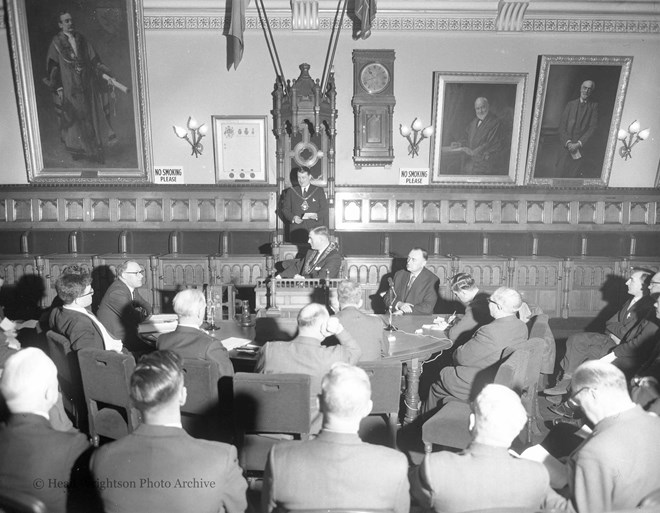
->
xmin=422 ymin=126 xmax=434 ymax=137
xmin=628 ymin=120 xmax=640 ymax=134
xmin=617 ymin=129 xmax=628 ymax=141
xmin=412 ymin=118 xmax=423 ymax=131
xmin=198 ymin=124 xmax=209 ymax=136
xmin=400 ymin=125 xmax=411 ymax=137
xmin=173 ymin=126 xmax=187 ymax=138
xmin=187 ymin=117 xmax=199 ymax=130
xmin=638 ymin=128 xmax=650 ymax=140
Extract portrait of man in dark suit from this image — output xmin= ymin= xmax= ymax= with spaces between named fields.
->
xmin=527 ymin=57 xmax=631 ymax=184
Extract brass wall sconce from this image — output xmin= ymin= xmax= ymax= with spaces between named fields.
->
xmin=399 ymin=118 xmax=433 ymax=157
xmin=173 ymin=117 xmax=208 ymax=158
xmin=617 ymin=120 xmax=650 ymax=160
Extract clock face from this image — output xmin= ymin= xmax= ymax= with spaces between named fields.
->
xmin=360 ymin=62 xmax=390 ymax=94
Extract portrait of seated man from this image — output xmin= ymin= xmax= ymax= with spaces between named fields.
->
xmin=278 ymin=226 xmax=342 ymax=279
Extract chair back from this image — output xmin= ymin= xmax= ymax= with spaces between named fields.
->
xmin=0 ymin=488 xmax=47 ymax=513
xmin=358 ymin=360 xmax=402 ymax=448
xmin=497 ymin=337 xmax=545 ymax=412
xmin=233 ymin=373 xmax=312 ymax=434
xmin=180 ymin=358 xmax=220 ymax=415
xmin=45 ymin=330 xmax=84 ymax=429
xmin=527 ymin=313 xmax=556 ymax=375
xmin=77 ymin=347 xmax=140 ymax=445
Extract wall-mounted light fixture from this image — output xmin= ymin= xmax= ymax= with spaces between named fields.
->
xmin=399 ymin=118 xmax=433 ymax=158
xmin=173 ymin=117 xmax=208 ymax=158
xmin=617 ymin=120 xmax=650 ymax=160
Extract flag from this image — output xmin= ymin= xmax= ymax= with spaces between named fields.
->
xmin=355 ymin=0 xmax=376 ymax=39
xmin=227 ymin=0 xmax=251 ymax=70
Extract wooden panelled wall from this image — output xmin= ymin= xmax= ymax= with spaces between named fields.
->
xmin=0 ymin=185 xmax=658 ymax=319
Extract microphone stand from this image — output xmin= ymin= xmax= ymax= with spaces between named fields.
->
xmin=384 ymin=285 xmax=398 ymax=332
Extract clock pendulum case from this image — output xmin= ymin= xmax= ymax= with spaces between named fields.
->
xmin=352 ymin=49 xmax=396 ymax=168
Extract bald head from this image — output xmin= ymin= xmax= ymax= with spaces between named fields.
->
xmin=489 ymin=287 xmax=522 ymax=317
xmin=0 ymin=348 xmax=59 ymax=414
xmin=470 ymin=384 xmax=527 ymax=447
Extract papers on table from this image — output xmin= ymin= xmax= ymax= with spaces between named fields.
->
xmin=518 ymin=444 xmax=569 ymax=489
xmin=138 ymin=314 xmax=178 ymax=334
xmin=220 ymin=337 xmax=253 ymax=351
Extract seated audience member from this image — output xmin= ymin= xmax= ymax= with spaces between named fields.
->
xmin=257 ymin=303 xmax=361 ymax=383
xmin=262 ymin=363 xmax=409 ymax=513
xmin=49 ymin=272 xmax=123 ymax=352
xmin=257 ymin=303 xmax=361 ymax=430
xmin=97 ymin=260 xmax=152 ymax=351
xmin=545 ymin=269 xmax=655 ymax=396
xmin=423 ymin=286 xmax=527 ymax=413
xmin=38 ymin=264 xmax=87 ymax=333
xmin=412 ymin=384 xmax=560 ymax=512
xmin=157 ymin=288 xmax=234 ymax=377
xmin=435 ymin=272 xmax=492 ymax=345
xmin=0 ymin=348 xmax=90 ymax=513
xmin=630 ymin=295 xmax=660 ymax=414
xmin=91 ymin=350 xmax=247 ymax=513
xmin=384 ymin=247 xmax=439 ymax=315
xmin=551 ymin=361 xmax=660 ymax=513
xmin=335 ymin=280 xmax=387 ymax=360
xmin=278 ymin=225 xmax=342 ymax=279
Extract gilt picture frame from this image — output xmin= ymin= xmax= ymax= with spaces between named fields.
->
xmin=6 ymin=0 xmax=152 ymax=183
xmin=525 ymin=55 xmax=633 ymax=186
xmin=430 ymin=72 xmax=527 ymax=184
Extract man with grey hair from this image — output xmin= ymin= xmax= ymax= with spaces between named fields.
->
xmin=423 ymin=286 xmax=528 ymax=412
xmin=558 ymin=361 xmax=660 ymax=513
xmin=157 ymin=288 xmax=234 ymax=377
xmin=412 ymin=384 xmax=555 ymax=512
xmin=97 ymin=260 xmax=152 ymax=352
xmin=451 ymin=96 xmax=503 ymax=175
xmin=0 ymin=348 xmax=90 ymax=513
xmin=335 ymin=280 xmax=387 ymax=360
xmin=91 ymin=350 xmax=247 ymax=513
xmin=262 ymin=363 xmax=409 ymax=513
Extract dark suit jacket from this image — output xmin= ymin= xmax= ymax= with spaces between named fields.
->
xmin=612 ymin=311 xmax=660 ymax=377
xmin=279 ymin=244 xmax=342 ymax=279
xmin=411 ymin=442 xmax=554 ymax=513
xmin=157 ymin=325 xmax=234 ymax=377
xmin=91 ymin=424 xmax=247 ymax=513
xmin=439 ymin=314 xmax=528 ymax=401
xmin=279 ymin=184 xmax=328 ymax=242
xmin=49 ymin=306 xmax=105 ymax=352
xmin=0 ymin=413 xmax=90 ymax=513
xmin=262 ymin=430 xmax=410 ymax=513
xmin=385 ymin=267 xmax=439 ymax=315
xmin=556 ymin=98 xmax=599 ymax=177
xmin=447 ymin=292 xmax=492 ymax=346
xmin=335 ymin=306 xmax=387 ymax=360
xmin=461 ymin=113 xmax=503 ymax=175
xmin=96 ymin=279 xmax=151 ymax=346
xmin=606 ymin=296 xmax=654 ymax=341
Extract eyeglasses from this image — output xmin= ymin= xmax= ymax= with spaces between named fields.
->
xmin=650 ymin=281 xmax=660 ymax=286
xmin=78 ymin=289 xmax=94 ymax=298
xmin=124 ymin=270 xmax=144 ymax=275
xmin=488 ymin=298 xmax=500 ymax=309
xmin=566 ymin=386 xmax=590 ymax=409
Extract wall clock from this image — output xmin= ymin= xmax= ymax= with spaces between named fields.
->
xmin=352 ymin=50 xmax=396 ymax=168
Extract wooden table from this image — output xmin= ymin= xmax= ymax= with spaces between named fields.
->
xmin=211 ymin=314 xmax=453 ymax=424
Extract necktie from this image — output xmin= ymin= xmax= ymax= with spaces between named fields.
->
xmin=405 ymin=274 xmax=415 ymax=299
xmin=302 ymin=187 xmax=307 ymax=196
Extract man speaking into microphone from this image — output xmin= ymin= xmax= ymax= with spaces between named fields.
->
xmin=384 ymin=248 xmax=439 ymax=315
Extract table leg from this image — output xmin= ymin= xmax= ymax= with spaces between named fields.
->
xmin=403 ymin=357 xmax=421 ymax=425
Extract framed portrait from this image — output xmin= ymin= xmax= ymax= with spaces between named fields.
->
xmin=6 ymin=0 xmax=152 ymax=183
xmin=212 ymin=115 xmax=268 ymax=183
xmin=525 ymin=55 xmax=633 ymax=186
xmin=430 ymin=72 xmax=527 ymax=184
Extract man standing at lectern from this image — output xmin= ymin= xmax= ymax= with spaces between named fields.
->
xmin=385 ymin=247 xmax=439 ymax=315
xmin=280 ymin=166 xmax=328 ymax=243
